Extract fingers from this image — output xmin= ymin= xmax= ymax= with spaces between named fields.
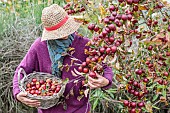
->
xmin=23 ymin=98 xmax=41 ymax=107
xmin=95 ymin=72 xmax=102 ymax=78
xmin=88 ymin=75 xmax=109 ymax=89
xmin=27 ymin=102 xmax=41 ymax=108
xmin=26 ymin=103 xmax=40 ymax=108
xmin=88 ymin=76 xmax=101 ymax=84
xmin=17 ymin=92 xmax=41 ymax=108
xmin=88 ymin=81 xmax=99 ymax=89
xmin=19 ymin=92 xmax=28 ymax=96
xmin=23 ymin=98 xmax=40 ymax=103
xmin=16 ymin=92 xmax=27 ymax=101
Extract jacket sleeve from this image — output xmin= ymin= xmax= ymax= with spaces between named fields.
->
xmin=101 ymin=64 xmax=114 ymax=90
xmin=12 ymin=41 xmax=38 ymax=99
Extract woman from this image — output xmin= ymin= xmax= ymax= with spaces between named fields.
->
xmin=13 ymin=4 xmax=113 ymax=113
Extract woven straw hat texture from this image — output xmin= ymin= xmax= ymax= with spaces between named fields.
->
xmin=41 ymin=4 xmax=82 ymax=41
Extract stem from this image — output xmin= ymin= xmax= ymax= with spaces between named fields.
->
xmin=65 ymin=77 xmax=85 ymax=99
xmin=101 ymin=88 xmax=122 ymax=104
xmin=141 ymin=33 xmax=157 ymax=42
xmin=153 ymin=100 xmax=160 ymax=106
xmin=81 ymin=1 xmax=93 ymax=22
xmin=66 ymin=52 xmax=83 ymax=63
xmin=140 ymin=10 xmax=151 ymax=30
xmin=159 ymin=9 xmax=166 ymax=19
xmin=138 ymin=21 xmax=147 ymax=26
xmin=67 ymin=76 xmax=84 ymax=84
xmin=108 ymin=99 xmax=122 ymax=103
xmin=85 ymin=89 xmax=91 ymax=113
xmin=103 ymin=39 xmax=110 ymax=46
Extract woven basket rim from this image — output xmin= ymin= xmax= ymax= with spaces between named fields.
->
xmin=19 ymin=71 xmax=66 ymax=100
xmin=18 ymin=68 xmax=67 ymax=109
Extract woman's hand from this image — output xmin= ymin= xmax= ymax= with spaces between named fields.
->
xmin=88 ymin=72 xmax=109 ymax=89
xmin=16 ymin=92 xmax=41 ymax=108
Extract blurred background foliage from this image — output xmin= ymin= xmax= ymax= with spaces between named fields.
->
xmin=0 ymin=0 xmax=64 ymax=113
xmin=0 ymin=0 xmax=66 ymax=37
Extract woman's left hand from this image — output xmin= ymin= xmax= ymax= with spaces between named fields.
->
xmin=88 ymin=72 xmax=109 ymax=89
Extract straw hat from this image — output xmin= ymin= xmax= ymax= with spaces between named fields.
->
xmin=41 ymin=4 xmax=82 ymax=41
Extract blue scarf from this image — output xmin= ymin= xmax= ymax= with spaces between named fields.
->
xmin=47 ymin=35 xmax=74 ymax=78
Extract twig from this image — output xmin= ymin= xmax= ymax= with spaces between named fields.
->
xmin=140 ymin=10 xmax=151 ymax=30
xmin=85 ymin=90 xmax=90 ymax=113
xmin=67 ymin=76 xmax=84 ymax=84
xmin=66 ymin=53 xmax=83 ymax=63
xmin=153 ymin=100 xmax=161 ymax=106
xmin=141 ymin=33 xmax=157 ymax=42
xmin=101 ymin=88 xmax=121 ymax=104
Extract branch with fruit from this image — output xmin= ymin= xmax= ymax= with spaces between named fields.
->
xmin=62 ymin=0 xmax=170 ymax=112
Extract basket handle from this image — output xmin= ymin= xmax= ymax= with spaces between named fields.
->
xmin=18 ymin=68 xmax=27 ymax=85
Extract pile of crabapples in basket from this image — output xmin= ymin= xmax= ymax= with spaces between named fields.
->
xmin=26 ymin=78 xmax=61 ymax=96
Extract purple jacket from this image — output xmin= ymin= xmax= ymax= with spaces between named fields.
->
xmin=13 ymin=34 xmax=113 ymax=113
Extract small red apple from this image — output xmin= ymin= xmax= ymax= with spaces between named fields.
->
xmin=46 ymin=78 xmax=52 ymax=83
xmin=32 ymin=78 xmax=37 ymax=83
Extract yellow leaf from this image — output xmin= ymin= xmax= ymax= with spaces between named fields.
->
xmin=161 ymin=0 xmax=170 ymax=7
xmin=145 ymin=102 xmax=153 ymax=113
xmin=84 ymin=49 xmax=90 ymax=55
xmin=73 ymin=0 xmax=78 ymax=3
xmin=85 ymin=41 xmax=91 ymax=46
xmin=68 ymin=47 xmax=75 ymax=51
xmin=73 ymin=15 xmax=87 ymax=23
xmin=147 ymin=9 xmax=153 ymax=17
xmin=65 ymin=0 xmax=71 ymax=2
xmin=99 ymin=4 xmax=106 ymax=18
xmin=167 ymin=76 xmax=170 ymax=81
xmin=115 ymin=74 xmax=123 ymax=82
xmin=125 ymin=84 xmax=129 ymax=90
xmin=138 ymin=5 xmax=147 ymax=10
xmin=156 ymin=88 xmax=162 ymax=94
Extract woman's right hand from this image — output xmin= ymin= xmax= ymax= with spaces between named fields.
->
xmin=16 ymin=92 xmax=41 ymax=108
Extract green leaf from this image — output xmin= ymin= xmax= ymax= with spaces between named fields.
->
xmin=118 ymin=104 xmax=124 ymax=109
xmin=165 ymin=58 xmax=170 ymax=66
xmin=103 ymin=96 xmax=111 ymax=101
xmin=162 ymin=87 xmax=166 ymax=97
xmin=146 ymin=9 xmax=153 ymax=18
xmin=152 ymin=105 xmax=160 ymax=110
xmin=92 ymin=98 xmax=99 ymax=110
xmin=157 ymin=85 xmax=165 ymax=89
xmin=62 ymin=78 xmax=69 ymax=84
xmin=148 ymin=83 xmax=157 ymax=89
xmin=152 ymin=94 xmax=159 ymax=102
xmin=108 ymin=89 xmax=117 ymax=93
xmin=107 ymin=92 xmax=115 ymax=99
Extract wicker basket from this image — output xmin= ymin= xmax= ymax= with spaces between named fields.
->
xmin=18 ymin=68 xmax=66 ymax=109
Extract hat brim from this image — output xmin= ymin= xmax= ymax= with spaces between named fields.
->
xmin=41 ymin=17 xmax=82 ymax=41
